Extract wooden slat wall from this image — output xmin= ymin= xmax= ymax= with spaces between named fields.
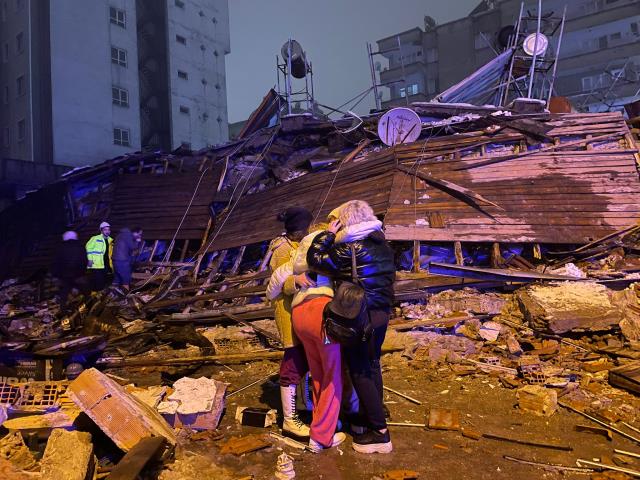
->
xmin=384 ymin=112 xmax=640 ymax=244
xmin=206 ymin=150 xmax=397 ymax=251
xmin=108 ymin=167 xmax=222 ymax=240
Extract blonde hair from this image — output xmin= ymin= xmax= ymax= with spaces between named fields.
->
xmin=338 ymin=200 xmax=376 ymax=227
xmin=310 ymin=222 xmax=329 ymax=232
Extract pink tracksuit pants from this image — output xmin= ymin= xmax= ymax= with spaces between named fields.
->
xmin=292 ymin=296 xmax=342 ymax=447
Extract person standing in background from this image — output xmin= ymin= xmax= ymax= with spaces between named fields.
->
xmin=86 ymin=222 xmax=113 ymax=292
xmin=112 ymin=227 xmax=143 ymax=292
xmin=51 ymin=231 xmax=88 ymax=310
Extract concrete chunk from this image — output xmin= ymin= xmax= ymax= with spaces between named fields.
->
xmin=40 ymin=429 xmax=93 ymax=480
xmin=516 ymin=385 xmax=557 ymax=417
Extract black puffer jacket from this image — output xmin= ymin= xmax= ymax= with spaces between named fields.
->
xmin=307 ymin=230 xmax=395 ymax=310
xmin=51 ymin=239 xmax=88 ymax=279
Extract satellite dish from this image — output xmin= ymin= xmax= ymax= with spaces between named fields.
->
xmin=281 ymin=39 xmax=308 ymax=79
xmin=424 ymin=15 xmax=437 ymax=31
xmin=522 ymin=33 xmax=549 ymax=56
xmin=378 ymin=108 xmax=422 ymax=146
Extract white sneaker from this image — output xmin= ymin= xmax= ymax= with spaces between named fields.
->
xmin=309 ymin=432 xmax=346 ymax=452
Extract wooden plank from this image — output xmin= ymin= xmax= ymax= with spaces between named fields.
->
xmin=106 ymin=437 xmax=166 ymax=480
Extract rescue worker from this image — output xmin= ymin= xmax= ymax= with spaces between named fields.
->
xmin=86 ymin=221 xmax=114 ymax=291
xmin=51 ymin=231 xmax=88 ymax=311
xmin=112 ymin=226 xmax=143 ymax=291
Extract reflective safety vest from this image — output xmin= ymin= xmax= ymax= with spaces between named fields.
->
xmin=86 ymin=234 xmax=113 ymax=270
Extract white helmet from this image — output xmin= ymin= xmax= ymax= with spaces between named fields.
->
xmin=62 ymin=231 xmax=78 ymax=241
xmin=99 ymin=221 xmax=111 ymax=230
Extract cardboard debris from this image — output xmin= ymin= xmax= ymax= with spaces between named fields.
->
xmin=516 ymin=385 xmax=558 ymax=417
xmin=428 ymin=408 xmax=460 ymax=431
xmin=220 ymin=434 xmax=271 ymax=456
xmin=67 ymin=368 xmax=177 ymax=451
xmin=40 ymin=429 xmax=94 ymax=480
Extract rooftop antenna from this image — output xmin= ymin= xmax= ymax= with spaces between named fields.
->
xmin=276 ymin=39 xmax=315 ymax=116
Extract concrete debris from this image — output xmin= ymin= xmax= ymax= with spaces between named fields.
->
xmin=427 ymin=408 xmax=461 ymax=431
xmin=157 ymin=376 xmax=226 ymax=430
xmin=67 ymin=368 xmax=177 ymax=451
xmin=40 ymin=429 xmax=93 ymax=480
xmin=517 ymin=282 xmax=624 ymax=334
xmin=0 ymin=432 xmax=37 ymax=472
xmin=516 ymin=385 xmax=558 ymax=417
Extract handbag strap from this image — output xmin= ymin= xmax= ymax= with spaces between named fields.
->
xmin=350 ymin=244 xmax=359 ymax=284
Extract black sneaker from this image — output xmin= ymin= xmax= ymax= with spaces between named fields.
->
xmin=352 ymin=429 xmax=393 ymax=454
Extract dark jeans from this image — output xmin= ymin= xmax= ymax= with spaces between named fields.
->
xmin=279 ymin=344 xmax=309 ymax=387
xmin=113 ymin=260 xmax=132 ymax=286
xmin=343 ymin=309 xmax=389 ymax=431
xmin=89 ymin=268 xmax=111 ymax=292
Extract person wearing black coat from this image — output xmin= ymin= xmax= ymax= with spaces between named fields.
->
xmin=51 ymin=231 xmax=88 ymax=310
xmin=307 ymin=200 xmax=395 ymax=454
xmin=112 ymin=227 xmax=143 ymax=290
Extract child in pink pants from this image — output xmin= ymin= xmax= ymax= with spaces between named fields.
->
xmin=292 ymin=295 xmax=342 ymax=448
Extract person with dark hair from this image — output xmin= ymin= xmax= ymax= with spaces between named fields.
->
xmin=268 ymin=206 xmax=314 ymax=440
xmin=52 ymin=231 xmax=88 ymax=310
xmin=112 ymin=226 xmax=143 ymax=291
xmin=307 ymin=200 xmax=396 ymax=454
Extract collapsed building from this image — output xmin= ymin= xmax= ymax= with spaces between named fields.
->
xmin=2 ymin=38 xmax=640 ymax=479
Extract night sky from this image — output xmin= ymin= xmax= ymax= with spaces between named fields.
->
xmin=226 ymin=0 xmax=480 ymax=123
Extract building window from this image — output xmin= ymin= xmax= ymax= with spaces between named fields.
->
xmin=113 ymin=127 xmax=130 ymax=146
xmin=175 ymin=0 xmax=185 ymax=8
xmin=3 ymin=85 xmax=8 ymax=104
xmin=399 ymin=87 xmax=406 ymax=98
xmin=15 ymin=31 xmax=23 ymax=54
xmin=2 ymin=126 xmax=9 ymax=147
xmin=2 ymin=43 xmax=8 ymax=62
xmin=632 ymin=22 xmax=639 ymax=35
xmin=112 ymin=86 xmax=129 ymax=107
xmin=177 ymin=70 xmax=188 ymax=80
xmin=111 ymin=46 xmax=127 ymax=67
xmin=17 ymin=119 xmax=25 ymax=142
xmin=179 ymin=105 xmax=190 ymax=114
xmin=109 ymin=6 xmax=126 ymax=28
xmin=610 ymin=32 xmax=622 ymax=41
xmin=16 ymin=75 xmax=24 ymax=96
xmin=408 ymin=83 xmax=419 ymax=95
xmin=176 ymin=34 xmax=186 ymax=45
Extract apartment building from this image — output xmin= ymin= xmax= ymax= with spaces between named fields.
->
xmin=0 ymin=0 xmax=230 ymax=168
xmin=376 ymin=0 xmax=640 ymax=112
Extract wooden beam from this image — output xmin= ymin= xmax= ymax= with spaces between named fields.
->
xmin=459 ymin=131 xmax=626 ymax=170
xmin=412 ymin=240 xmax=421 ymax=272
xmin=396 ymin=164 xmax=504 ymax=210
xmin=454 ymin=241 xmax=464 ymax=266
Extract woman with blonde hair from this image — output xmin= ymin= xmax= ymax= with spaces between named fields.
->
xmin=307 ymin=200 xmax=395 ymax=454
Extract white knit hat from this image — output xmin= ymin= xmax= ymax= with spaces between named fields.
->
xmin=62 ymin=231 xmax=78 ymax=241
xmin=99 ymin=221 xmax=111 ymax=230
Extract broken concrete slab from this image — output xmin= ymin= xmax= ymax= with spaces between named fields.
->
xmin=517 ymin=282 xmax=622 ymax=334
xmin=40 ymin=429 xmax=93 ymax=480
xmin=0 ymin=431 xmax=37 ymax=471
xmin=516 ymin=385 xmax=557 ymax=416
xmin=67 ymin=368 xmax=176 ymax=451
xmin=106 ymin=436 xmax=166 ymax=480
xmin=157 ymin=376 xmax=226 ymax=431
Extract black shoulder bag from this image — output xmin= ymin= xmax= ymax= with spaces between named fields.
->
xmin=322 ymin=244 xmax=372 ymax=346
